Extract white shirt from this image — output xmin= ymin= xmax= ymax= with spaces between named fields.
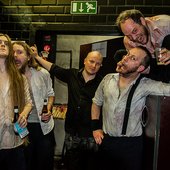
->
xmin=27 ymin=67 xmax=55 ymax=135
xmin=0 ymin=76 xmax=31 ymax=149
xmin=93 ymin=73 xmax=170 ymax=137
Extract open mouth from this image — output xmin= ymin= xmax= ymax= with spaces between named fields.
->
xmin=15 ymin=60 xmax=21 ymax=67
xmin=117 ymin=62 xmax=125 ymax=70
xmin=136 ymin=34 xmax=146 ymax=44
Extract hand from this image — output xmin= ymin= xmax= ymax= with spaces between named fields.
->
xmin=93 ymin=129 xmax=104 ymax=145
xmin=159 ymin=48 xmax=170 ymax=65
xmin=18 ymin=114 xmax=28 ymax=128
xmin=40 ymin=111 xmax=52 ymax=123
xmin=30 ymin=44 xmax=39 ymax=59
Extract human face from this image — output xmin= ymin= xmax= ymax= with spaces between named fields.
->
xmin=0 ymin=36 xmax=9 ymax=58
xmin=13 ymin=44 xmax=29 ymax=70
xmin=84 ymin=51 xmax=102 ymax=75
xmin=120 ymin=18 xmax=149 ymax=45
xmin=116 ymin=48 xmax=145 ymax=75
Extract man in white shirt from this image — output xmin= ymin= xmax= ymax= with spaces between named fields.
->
xmin=91 ymin=46 xmax=170 ymax=170
xmin=13 ymin=41 xmax=55 ymax=170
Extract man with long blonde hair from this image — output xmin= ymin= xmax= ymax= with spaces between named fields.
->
xmin=0 ymin=33 xmax=32 ymax=170
xmin=13 ymin=41 xmax=55 ymax=170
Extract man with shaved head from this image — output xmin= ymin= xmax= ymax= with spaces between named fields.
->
xmin=32 ymin=47 xmax=103 ymax=170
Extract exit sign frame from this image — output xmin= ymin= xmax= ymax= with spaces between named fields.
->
xmin=70 ymin=1 xmax=97 ymax=14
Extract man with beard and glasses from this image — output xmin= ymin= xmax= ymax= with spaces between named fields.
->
xmin=12 ymin=41 xmax=55 ymax=170
xmin=116 ymin=9 xmax=170 ymax=82
xmin=31 ymin=45 xmax=103 ymax=170
xmin=91 ymin=46 xmax=170 ymax=170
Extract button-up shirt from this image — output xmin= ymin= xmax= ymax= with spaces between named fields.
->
xmin=93 ymin=73 xmax=170 ymax=137
xmin=0 ymin=76 xmax=31 ymax=149
xmin=27 ymin=67 xmax=55 ymax=135
xmin=50 ymin=64 xmax=103 ymax=137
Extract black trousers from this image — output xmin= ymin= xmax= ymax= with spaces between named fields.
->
xmin=99 ymin=134 xmax=143 ymax=170
xmin=64 ymin=133 xmax=100 ymax=170
xmin=0 ymin=145 xmax=26 ymax=170
xmin=24 ymin=123 xmax=56 ymax=170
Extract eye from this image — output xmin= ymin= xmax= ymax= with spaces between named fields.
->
xmin=96 ymin=62 xmax=102 ymax=67
xmin=132 ymin=28 xmax=137 ymax=34
xmin=4 ymin=41 xmax=9 ymax=46
xmin=89 ymin=60 xmax=95 ymax=64
xmin=0 ymin=40 xmax=9 ymax=46
xmin=16 ymin=50 xmax=23 ymax=54
xmin=130 ymin=55 xmax=136 ymax=61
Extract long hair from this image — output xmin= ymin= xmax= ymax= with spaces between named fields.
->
xmin=12 ymin=41 xmax=40 ymax=74
xmin=0 ymin=33 xmax=25 ymax=112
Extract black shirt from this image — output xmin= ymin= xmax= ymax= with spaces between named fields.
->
xmin=50 ymin=64 xmax=103 ymax=137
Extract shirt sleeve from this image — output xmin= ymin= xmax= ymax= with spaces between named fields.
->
xmin=23 ymin=75 xmax=32 ymax=105
xmin=142 ymin=78 xmax=170 ymax=96
xmin=92 ymin=75 xmax=108 ymax=106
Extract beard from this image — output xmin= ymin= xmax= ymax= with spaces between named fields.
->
xmin=141 ymin=25 xmax=149 ymax=45
xmin=15 ymin=59 xmax=28 ymax=74
xmin=116 ymin=63 xmax=139 ymax=77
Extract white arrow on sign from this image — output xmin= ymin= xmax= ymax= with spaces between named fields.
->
xmin=79 ymin=3 xmax=84 ymax=12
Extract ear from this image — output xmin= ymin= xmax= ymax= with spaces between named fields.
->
xmin=140 ymin=17 xmax=146 ymax=26
xmin=137 ymin=65 xmax=145 ymax=73
xmin=84 ymin=57 xmax=87 ymax=65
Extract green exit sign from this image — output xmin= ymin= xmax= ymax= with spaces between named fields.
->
xmin=71 ymin=1 xmax=97 ymax=14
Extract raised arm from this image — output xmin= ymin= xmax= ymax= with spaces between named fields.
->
xmin=31 ymin=45 xmax=53 ymax=71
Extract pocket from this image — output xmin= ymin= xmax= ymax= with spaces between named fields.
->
xmin=65 ymin=134 xmax=80 ymax=150
xmin=87 ymin=137 xmax=99 ymax=152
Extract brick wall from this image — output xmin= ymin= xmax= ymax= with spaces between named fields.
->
xmin=0 ymin=0 xmax=170 ymax=42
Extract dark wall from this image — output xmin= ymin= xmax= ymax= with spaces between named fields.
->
xmin=0 ymin=0 xmax=170 ymax=42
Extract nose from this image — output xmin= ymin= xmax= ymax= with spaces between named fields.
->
xmin=122 ymin=55 xmax=129 ymax=62
xmin=131 ymin=34 xmax=137 ymax=41
xmin=0 ymin=41 xmax=5 ymax=46
xmin=13 ymin=51 xmax=17 ymax=58
xmin=91 ymin=63 xmax=97 ymax=68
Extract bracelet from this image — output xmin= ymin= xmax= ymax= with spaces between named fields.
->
xmin=91 ymin=119 xmax=100 ymax=131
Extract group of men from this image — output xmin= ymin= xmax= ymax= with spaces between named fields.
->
xmin=0 ymin=9 xmax=170 ymax=170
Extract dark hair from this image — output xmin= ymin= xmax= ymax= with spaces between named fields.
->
xmin=137 ymin=46 xmax=151 ymax=69
xmin=114 ymin=49 xmax=127 ymax=63
xmin=116 ymin=9 xmax=144 ymax=28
